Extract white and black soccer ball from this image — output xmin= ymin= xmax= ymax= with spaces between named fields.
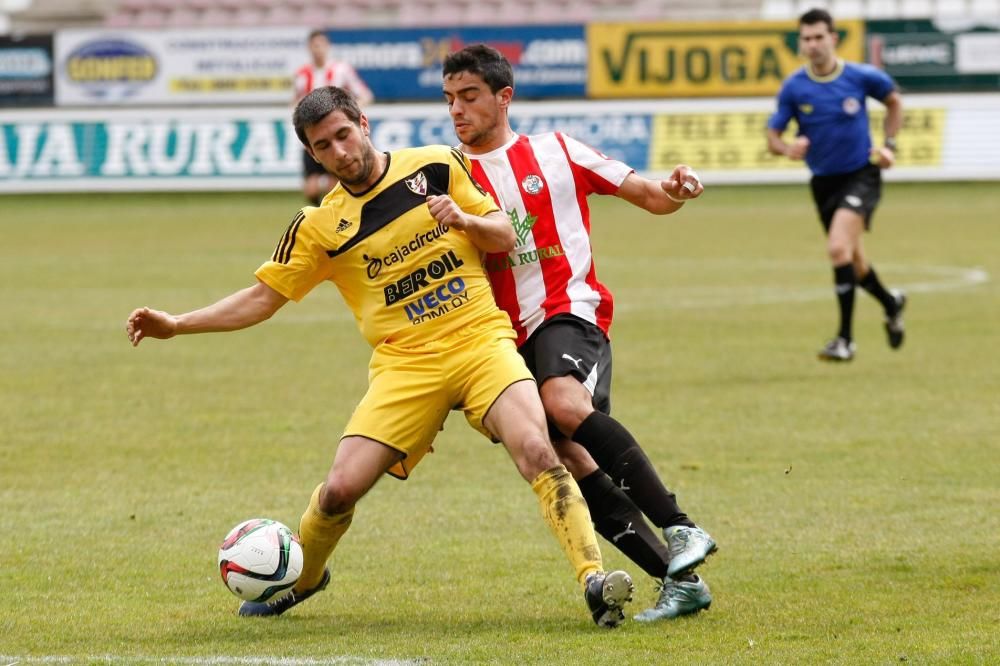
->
xmin=218 ymin=518 xmax=303 ymax=602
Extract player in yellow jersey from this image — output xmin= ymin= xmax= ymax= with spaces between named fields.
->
xmin=125 ymin=86 xmax=633 ymax=627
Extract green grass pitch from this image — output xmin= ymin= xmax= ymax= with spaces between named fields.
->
xmin=1 ymin=182 xmax=998 ymax=664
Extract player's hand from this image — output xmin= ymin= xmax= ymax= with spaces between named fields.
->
xmin=786 ymin=136 xmax=810 ymax=160
xmin=126 ymin=307 xmax=178 ymax=347
xmin=661 ymin=165 xmax=704 ymax=203
xmin=426 ymin=195 xmax=469 ymax=230
xmin=871 ymin=146 xmax=896 ymax=169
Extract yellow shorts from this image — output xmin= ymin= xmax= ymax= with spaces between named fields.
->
xmin=343 ymin=318 xmax=534 ymax=479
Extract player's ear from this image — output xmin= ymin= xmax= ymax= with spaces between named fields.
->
xmin=498 ymin=86 xmax=513 ymax=109
xmin=359 ymin=113 xmax=370 ymax=136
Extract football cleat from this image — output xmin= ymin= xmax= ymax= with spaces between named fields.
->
xmin=238 ymin=568 xmax=330 ymax=617
xmin=884 ymin=289 xmax=907 ymax=350
xmin=584 ymin=570 xmax=634 ymax=628
xmin=634 ymin=575 xmax=712 ymax=622
xmin=818 ymin=336 xmax=856 ymax=362
xmin=664 ymin=525 xmax=718 ymax=579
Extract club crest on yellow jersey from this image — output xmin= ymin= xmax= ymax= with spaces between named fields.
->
xmin=405 ymin=171 xmax=427 ymax=196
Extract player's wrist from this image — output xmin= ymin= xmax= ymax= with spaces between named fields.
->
xmin=884 ymin=137 xmax=898 ymax=152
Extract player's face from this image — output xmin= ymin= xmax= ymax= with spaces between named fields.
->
xmin=309 ymin=35 xmax=330 ymax=66
xmin=799 ymin=22 xmax=838 ymax=69
xmin=443 ymin=71 xmax=510 ymax=152
xmin=304 ymin=110 xmax=380 ymax=188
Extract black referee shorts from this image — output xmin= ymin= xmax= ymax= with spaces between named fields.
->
xmin=302 ymin=149 xmax=328 ymax=177
xmin=810 ymin=162 xmax=882 ymax=233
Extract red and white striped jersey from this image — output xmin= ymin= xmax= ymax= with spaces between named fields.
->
xmin=294 ymin=60 xmax=372 ymax=101
xmin=467 ymin=132 xmax=633 ymax=346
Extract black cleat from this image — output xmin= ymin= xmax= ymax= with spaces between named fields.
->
xmin=584 ymin=570 xmax=634 ymax=628
xmin=238 ymin=568 xmax=330 ymax=617
xmin=885 ymin=289 xmax=907 ymax=349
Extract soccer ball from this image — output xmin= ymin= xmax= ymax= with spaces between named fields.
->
xmin=218 ymin=518 xmax=303 ymax=603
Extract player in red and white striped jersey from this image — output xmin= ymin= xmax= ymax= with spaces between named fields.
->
xmin=294 ymin=31 xmax=374 ymax=205
xmin=443 ymin=45 xmax=717 ymax=622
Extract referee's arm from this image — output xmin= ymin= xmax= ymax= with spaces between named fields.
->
xmin=881 ymin=91 xmax=903 ymax=148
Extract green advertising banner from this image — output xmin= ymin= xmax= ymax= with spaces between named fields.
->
xmin=867 ymin=19 xmax=1000 ymax=92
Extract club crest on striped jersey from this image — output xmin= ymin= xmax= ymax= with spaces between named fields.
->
xmin=521 ymin=174 xmax=544 ymax=195
xmin=405 ymin=171 xmax=427 ymax=196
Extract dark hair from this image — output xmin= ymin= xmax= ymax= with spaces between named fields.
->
xmin=799 ymin=8 xmax=835 ymax=31
xmin=308 ymin=29 xmax=328 ymax=42
xmin=292 ymin=86 xmax=361 ymax=147
xmin=442 ymin=44 xmax=513 ymax=93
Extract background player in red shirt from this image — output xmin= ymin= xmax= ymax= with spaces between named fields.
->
xmin=294 ymin=30 xmax=374 ymax=205
xmin=443 ymin=45 xmax=716 ymax=622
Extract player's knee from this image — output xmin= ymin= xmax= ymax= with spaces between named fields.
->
xmin=318 ymin=478 xmax=361 ymax=515
xmin=827 ymin=241 xmax=852 ymax=265
xmin=539 ymin=386 xmax=589 ymax=437
xmin=514 ymin=432 xmax=560 ymax=481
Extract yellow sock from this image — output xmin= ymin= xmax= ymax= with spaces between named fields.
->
xmin=531 ymin=465 xmax=603 ymax=589
xmin=295 ymin=483 xmax=354 ymax=592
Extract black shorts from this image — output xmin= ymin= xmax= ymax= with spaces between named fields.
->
xmin=810 ymin=163 xmax=882 ymax=232
xmin=303 ymin=149 xmax=328 ymax=177
xmin=518 ymin=314 xmax=613 ymax=440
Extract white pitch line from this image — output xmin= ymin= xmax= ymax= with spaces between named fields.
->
xmin=615 ymin=262 xmax=989 ymax=312
xmin=0 ymin=658 xmax=421 ymax=666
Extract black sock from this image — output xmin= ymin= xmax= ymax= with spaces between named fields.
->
xmin=833 ymin=263 xmax=856 ymax=341
xmin=572 ymin=412 xmax=694 ymax=530
xmin=858 ymin=265 xmax=897 ymax=314
xmin=577 ymin=470 xmax=670 ymax=579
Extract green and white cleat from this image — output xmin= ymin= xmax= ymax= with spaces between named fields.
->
xmin=664 ymin=525 xmax=718 ymax=579
xmin=634 ymin=575 xmax=712 ymax=622
xmin=584 ymin=570 xmax=634 ymax=628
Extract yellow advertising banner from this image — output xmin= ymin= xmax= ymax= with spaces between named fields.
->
xmin=588 ymin=20 xmax=864 ymax=98
xmin=648 ymin=108 xmax=944 ymax=171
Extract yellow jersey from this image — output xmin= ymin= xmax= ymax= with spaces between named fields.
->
xmin=255 ymin=145 xmax=510 ymax=348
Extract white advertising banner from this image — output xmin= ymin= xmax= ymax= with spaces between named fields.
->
xmin=2 ymin=95 xmax=999 ymax=193
xmin=54 ymin=27 xmax=308 ymax=106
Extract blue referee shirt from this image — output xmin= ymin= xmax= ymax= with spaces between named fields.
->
xmin=768 ymin=60 xmax=896 ymax=176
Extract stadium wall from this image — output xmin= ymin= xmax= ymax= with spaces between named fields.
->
xmin=2 ymin=93 xmax=999 ymax=193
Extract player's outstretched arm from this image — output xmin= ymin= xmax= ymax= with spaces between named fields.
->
xmin=126 ymin=280 xmax=289 ymax=347
xmin=615 ymin=166 xmax=703 ymax=215
xmin=426 ymin=196 xmax=515 ymax=253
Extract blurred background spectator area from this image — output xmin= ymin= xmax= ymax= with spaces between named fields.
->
xmin=1 ymin=0 xmax=998 ymax=34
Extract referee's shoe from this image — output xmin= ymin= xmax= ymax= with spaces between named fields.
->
xmin=885 ymin=289 xmax=907 ymax=349
xmin=818 ymin=336 xmax=856 ymax=362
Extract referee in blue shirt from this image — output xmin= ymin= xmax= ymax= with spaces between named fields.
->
xmin=767 ymin=8 xmax=906 ymax=362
